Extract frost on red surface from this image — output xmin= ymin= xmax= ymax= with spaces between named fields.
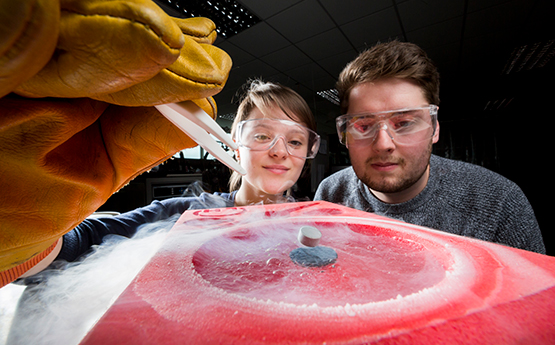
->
xmin=80 ymin=201 xmax=555 ymax=344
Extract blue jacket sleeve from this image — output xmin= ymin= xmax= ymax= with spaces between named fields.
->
xmin=58 ymin=192 xmax=234 ymax=262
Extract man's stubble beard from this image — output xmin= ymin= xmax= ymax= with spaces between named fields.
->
xmin=355 ymin=140 xmax=433 ymax=194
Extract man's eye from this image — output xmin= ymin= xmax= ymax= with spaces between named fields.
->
xmin=395 ymin=120 xmax=415 ymax=129
xmin=391 ymin=115 xmax=419 ymax=131
xmin=353 ymin=122 xmax=372 ymax=133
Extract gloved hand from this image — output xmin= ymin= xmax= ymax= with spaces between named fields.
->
xmin=0 ymin=0 xmax=232 ymax=283
xmin=13 ymin=0 xmax=230 ymax=105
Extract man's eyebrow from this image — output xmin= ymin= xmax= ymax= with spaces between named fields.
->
xmin=391 ymin=109 xmax=422 ymax=116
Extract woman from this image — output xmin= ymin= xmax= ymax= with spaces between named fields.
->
xmin=230 ymin=79 xmax=319 ymax=205
xmin=20 ymin=80 xmax=320 ymax=275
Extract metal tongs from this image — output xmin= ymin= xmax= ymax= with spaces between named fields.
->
xmin=155 ymin=102 xmax=246 ymax=175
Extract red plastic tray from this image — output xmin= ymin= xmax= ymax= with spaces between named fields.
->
xmin=80 ymin=201 xmax=555 ymax=344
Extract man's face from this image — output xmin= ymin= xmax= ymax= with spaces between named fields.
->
xmin=345 ymin=78 xmax=439 ymax=200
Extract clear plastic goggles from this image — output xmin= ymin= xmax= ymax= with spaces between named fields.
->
xmin=236 ymin=118 xmax=321 ymax=159
xmin=336 ymin=105 xmax=438 ymax=146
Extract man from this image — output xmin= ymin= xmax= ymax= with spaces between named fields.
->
xmin=314 ymin=41 xmax=545 ymax=254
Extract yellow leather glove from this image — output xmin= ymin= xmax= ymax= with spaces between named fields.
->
xmin=0 ymin=0 xmax=59 ymax=98
xmin=0 ymin=0 xmax=232 ymax=282
xmin=14 ymin=0 xmax=229 ymax=105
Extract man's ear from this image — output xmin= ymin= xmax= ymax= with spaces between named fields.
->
xmin=432 ymin=121 xmax=440 ymax=144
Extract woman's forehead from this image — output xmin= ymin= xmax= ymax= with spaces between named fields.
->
xmin=248 ymin=106 xmax=304 ymax=124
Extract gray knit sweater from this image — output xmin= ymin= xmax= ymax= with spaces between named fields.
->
xmin=314 ymin=154 xmax=545 ymax=254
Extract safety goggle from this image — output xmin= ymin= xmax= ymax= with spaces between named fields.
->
xmin=236 ymin=118 xmax=321 ymax=159
xmin=336 ymin=105 xmax=438 ymax=146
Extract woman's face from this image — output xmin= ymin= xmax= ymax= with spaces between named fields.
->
xmin=237 ymin=107 xmax=308 ymax=197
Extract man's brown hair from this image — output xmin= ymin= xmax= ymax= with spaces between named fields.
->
xmin=337 ymin=41 xmax=440 ymax=114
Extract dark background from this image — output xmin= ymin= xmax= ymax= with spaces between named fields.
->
xmin=101 ymin=0 xmax=554 ymax=255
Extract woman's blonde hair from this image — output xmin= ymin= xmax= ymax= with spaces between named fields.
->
xmin=228 ymin=79 xmax=316 ymax=192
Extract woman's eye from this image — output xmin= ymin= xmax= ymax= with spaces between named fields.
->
xmin=288 ymin=140 xmax=304 ymax=147
xmin=254 ymin=134 xmax=271 ymax=141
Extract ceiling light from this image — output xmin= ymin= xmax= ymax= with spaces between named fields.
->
xmin=483 ymin=98 xmax=514 ymax=111
xmin=501 ymin=39 xmax=554 ymax=75
xmin=218 ymin=113 xmax=236 ymax=121
xmin=156 ymin=0 xmax=260 ymax=39
xmin=317 ymin=89 xmax=340 ymax=105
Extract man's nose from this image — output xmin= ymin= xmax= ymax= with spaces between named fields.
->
xmin=269 ymin=136 xmax=289 ymax=158
xmin=372 ymin=123 xmax=395 ymax=153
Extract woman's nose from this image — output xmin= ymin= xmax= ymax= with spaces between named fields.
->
xmin=269 ymin=136 xmax=289 ymax=158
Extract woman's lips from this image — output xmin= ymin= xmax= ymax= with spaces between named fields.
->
xmin=264 ymin=165 xmax=290 ymax=174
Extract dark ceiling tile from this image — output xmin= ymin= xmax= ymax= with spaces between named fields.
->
xmin=266 ymin=0 xmax=336 ymax=43
xmin=239 ymin=0 xmax=303 ymax=20
xmin=467 ymin=0 xmax=515 ymax=13
xmin=216 ymin=41 xmax=256 ymax=67
xmin=464 ymin=1 xmax=532 ymax=39
xmin=296 ymin=28 xmax=354 ymax=61
xmin=317 ymin=50 xmax=359 ymax=79
xmin=227 ymin=22 xmax=290 ymax=57
xmin=286 ymin=63 xmax=337 ymax=91
xmin=219 ymin=59 xmax=279 ymax=104
xmin=260 ymin=45 xmax=313 ymax=72
xmin=406 ymin=17 xmax=464 ymax=50
xmin=423 ymin=42 xmax=461 ymax=79
xmin=319 ymin=0 xmax=392 ymax=25
xmin=397 ymin=0 xmax=465 ymax=32
xmin=340 ymin=7 xmax=404 ymax=49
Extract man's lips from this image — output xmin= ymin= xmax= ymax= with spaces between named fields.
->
xmin=264 ymin=165 xmax=290 ymax=174
xmin=370 ymin=161 xmax=399 ymax=172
